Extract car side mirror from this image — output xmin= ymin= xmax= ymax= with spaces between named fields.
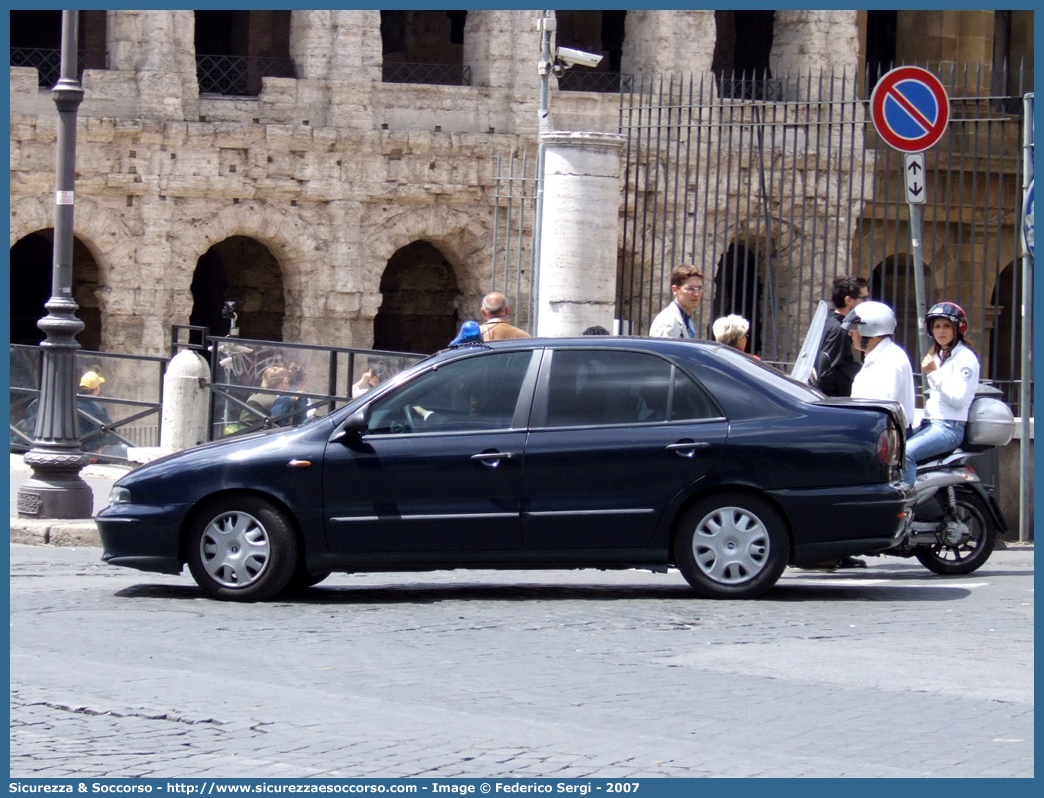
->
xmin=334 ymin=410 xmax=369 ymax=444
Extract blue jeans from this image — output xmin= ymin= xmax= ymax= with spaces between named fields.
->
xmin=904 ymin=419 xmax=966 ymax=485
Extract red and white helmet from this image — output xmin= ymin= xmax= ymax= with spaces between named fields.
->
xmin=924 ymin=301 xmax=968 ymax=337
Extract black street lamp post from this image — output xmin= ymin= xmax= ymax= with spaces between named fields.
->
xmin=16 ymin=10 xmax=93 ymax=519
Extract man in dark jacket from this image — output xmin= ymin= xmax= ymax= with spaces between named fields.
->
xmin=817 ymin=275 xmax=869 ymax=397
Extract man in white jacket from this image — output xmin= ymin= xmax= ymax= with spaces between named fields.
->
xmin=822 ymin=300 xmax=917 ymax=568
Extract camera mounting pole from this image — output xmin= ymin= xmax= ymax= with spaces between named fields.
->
xmin=531 ymin=10 xmax=555 ymax=334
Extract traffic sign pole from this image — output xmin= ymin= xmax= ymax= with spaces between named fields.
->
xmin=871 ymin=67 xmax=951 ymax=385
xmin=904 ymin=152 xmax=930 ymax=378
xmin=908 ymin=199 xmax=929 ymax=382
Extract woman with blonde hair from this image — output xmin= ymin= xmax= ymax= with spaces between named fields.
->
xmin=240 ymin=365 xmax=290 ymax=423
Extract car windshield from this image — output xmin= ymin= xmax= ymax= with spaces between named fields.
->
xmin=711 ymin=346 xmax=824 ymax=403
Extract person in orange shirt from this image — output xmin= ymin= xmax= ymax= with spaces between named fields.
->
xmin=478 ymin=292 xmax=531 ymax=341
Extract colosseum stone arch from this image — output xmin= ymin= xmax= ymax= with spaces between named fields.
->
xmin=362 ymin=204 xmax=494 ymax=320
xmin=168 ymin=200 xmax=318 ymax=341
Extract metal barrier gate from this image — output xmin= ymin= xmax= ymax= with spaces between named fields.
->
xmin=620 ymin=63 xmax=1031 ymax=415
xmin=171 ymin=326 xmax=426 ymax=441
xmin=491 ymin=63 xmax=1032 ymax=417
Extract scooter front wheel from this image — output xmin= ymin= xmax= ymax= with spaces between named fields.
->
xmin=915 ymin=487 xmax=997 ymax=575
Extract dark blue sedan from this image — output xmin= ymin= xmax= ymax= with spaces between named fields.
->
xmin=98 ymin=337 xmax=914 ymax=601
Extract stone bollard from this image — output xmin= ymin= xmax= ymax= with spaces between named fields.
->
xmin=128 ymin=349 xmax=210 ymax=463
xmin=160 ymin=349 xmax=210 ymax=450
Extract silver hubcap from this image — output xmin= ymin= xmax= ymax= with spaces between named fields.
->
xmin=200 ymin=510 xmax=271 ymax=588
xmin=692 ymin=506 xmax=769 ymax=585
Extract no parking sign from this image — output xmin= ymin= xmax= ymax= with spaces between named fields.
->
xmin=870 ymin=66 xmax=950 ymax=153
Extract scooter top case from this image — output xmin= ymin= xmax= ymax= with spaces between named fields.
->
xmin=964 ymin=386 xmax=1015 ymax=448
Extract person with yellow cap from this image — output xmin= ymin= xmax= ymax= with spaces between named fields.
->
xmin=79 ymin=370 xmax=105 ymax=394
xmin=13 ymin=369 xmax=119 ymax=455
xmin=77 ymin=370 xmax=119 ymax=454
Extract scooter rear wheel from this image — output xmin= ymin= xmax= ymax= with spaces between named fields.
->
xmin=915 ymin=487 xmax=997 ymax=575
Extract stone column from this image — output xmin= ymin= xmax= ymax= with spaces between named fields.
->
xmin=772 ymin=10 xmax=860 ymax=74
xmin=109 ymin=10 xmax=196 ymax=118
xmin=621 ymin=10 xmax=717 ymax=75
xmin=536 ymin=131 xmax=624 ymax=336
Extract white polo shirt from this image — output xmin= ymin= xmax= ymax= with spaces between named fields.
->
xmin=850 ymin=336 xmax=916 ymax=426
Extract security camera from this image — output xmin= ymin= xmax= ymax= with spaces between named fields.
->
xmin=555 ymin=47 xmax=603 ymax=69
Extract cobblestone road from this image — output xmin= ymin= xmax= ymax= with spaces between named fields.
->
xmin=9 ymin=543 xmax=1034 ymax=778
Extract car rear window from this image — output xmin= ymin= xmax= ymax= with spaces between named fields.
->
xmin=544 ymin=349 xmax=721 ymax=426
xmin=712 ymin=346 xmax=824 ymax=403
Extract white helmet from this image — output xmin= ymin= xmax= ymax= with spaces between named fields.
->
xmin=841 ymin=300 xmax=896 ymax=338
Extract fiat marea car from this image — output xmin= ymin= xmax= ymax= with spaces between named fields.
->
xmin=98 ymin=337 xmax=914 ymax=601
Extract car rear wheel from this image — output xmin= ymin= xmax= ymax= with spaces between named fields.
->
xmin=186 ymin=495 xmax=298 ymax=601
xmin=673 ymin=492 xmax=789 ymax=599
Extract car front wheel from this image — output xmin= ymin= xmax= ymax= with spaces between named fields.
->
xmin=186 ymin=495 xmax=298 ymax=601
xmin=673 ymin=492 xmax=789 ymax=599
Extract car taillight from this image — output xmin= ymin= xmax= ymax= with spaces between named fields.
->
xmin=877 ymin=426 xmax=900 ymax=467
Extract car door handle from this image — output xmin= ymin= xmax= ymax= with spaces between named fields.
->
xmin=666 ymin=441 xmax=710 ymax=458
xmin=471 ymin=451 xmax=517 ymax=468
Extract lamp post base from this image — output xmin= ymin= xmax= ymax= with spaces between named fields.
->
xmin=17 ymin=452 xmax=94 ymax=519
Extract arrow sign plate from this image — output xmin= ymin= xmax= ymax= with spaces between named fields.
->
xmin=904 ymin=152 xmax=926 ymax=204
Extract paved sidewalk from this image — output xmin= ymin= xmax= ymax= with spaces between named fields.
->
xmin=10 ymin=543 xmax=1035 ymax=778
xmin=9 ymin=453 xmax=129 ymax=547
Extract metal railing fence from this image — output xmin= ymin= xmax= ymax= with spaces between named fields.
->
xmin=617 ymin=62 xmax=1032 ymax=417
xmin=489 ymin=149 xmax=539 ymax=333
xmin=196 ymin=53 xmax=296 ymax=96
xmin=558 ymin=71 xmax=633 ymax=93
xmin=171 ymin=326 xmax=426 ymax=440
xmin=10 ymin=332 xmax=427 ymax=463
xmin=381 ymin=62 xmax=471 ymax=86
xmin=9 ymin=47 xmax=108 ymax=88
xmin=9 ymin=345 xmax=167 ymax=464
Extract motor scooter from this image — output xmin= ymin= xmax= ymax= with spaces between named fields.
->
xmin=792 ymin=306 xmax=1014 ymax=576
xmin=871 ymin=387 xmax=1014 ymax=575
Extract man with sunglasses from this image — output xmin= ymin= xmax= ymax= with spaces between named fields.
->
xmin=649 ymin=264 xmax=705 ymax=339
xmin=817 ymin=275 xmax=869 ymax=397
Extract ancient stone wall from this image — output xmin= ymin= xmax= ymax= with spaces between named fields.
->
xmin=10 ymin=10 xmax=1002 ymax=357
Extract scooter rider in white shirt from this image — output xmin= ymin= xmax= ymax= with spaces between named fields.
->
xmin=842 ymin=300 xmax=916 ymax=481
xmin=904 ymin=301 xmax=981 ymax=484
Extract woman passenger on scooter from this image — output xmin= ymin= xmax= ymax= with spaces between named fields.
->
xmin=904 ymin=302 xmax=980 ymax=483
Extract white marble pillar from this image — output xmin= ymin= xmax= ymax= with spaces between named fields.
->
xmin=536 ymin=131 xmax=624 ymax=336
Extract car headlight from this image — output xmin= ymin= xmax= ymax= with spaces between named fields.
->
xmin=109 ymin=486 xmax=132 ymax=505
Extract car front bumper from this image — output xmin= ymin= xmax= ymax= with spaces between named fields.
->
xmin=96 ymin=502 xmax=188 ymax=575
